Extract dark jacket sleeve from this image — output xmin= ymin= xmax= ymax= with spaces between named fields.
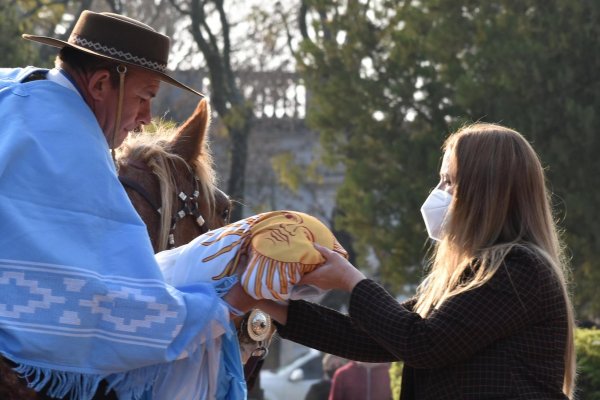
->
xmin=277 ymin=252 xmax=546 ymax=368
xmin=275 ymin=296 xmax=400 ymax=362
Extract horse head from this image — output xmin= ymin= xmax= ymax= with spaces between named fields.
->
xmin=117 ymin=99 xmax=232 ymax=252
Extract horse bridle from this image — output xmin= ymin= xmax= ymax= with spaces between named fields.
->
xmin=119 ymin=162 xmax=210 ymax=249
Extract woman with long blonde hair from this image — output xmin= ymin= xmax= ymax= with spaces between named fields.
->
xmin=259 ymin=123 xmax=576 ymax=399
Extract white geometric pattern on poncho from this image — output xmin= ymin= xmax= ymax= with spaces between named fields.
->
xmin=0 ymin=259 xmax=182 ymax=348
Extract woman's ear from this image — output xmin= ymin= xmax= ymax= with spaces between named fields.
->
xmin=87 ymin=70 xmax=112 ymax=101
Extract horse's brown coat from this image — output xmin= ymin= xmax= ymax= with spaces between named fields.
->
xmin=118 ymin=99 xmax=232 ymax=251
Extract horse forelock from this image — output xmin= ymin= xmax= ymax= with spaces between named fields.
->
xmin=119 ymin=126 xmax=217 ymax=195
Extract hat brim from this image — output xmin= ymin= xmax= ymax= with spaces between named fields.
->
xmin=23 ymin=34 xmax=204 ymax=97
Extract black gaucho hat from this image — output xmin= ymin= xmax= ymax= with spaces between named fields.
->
xmin=23 ymin=10 xmax=203 ymax=97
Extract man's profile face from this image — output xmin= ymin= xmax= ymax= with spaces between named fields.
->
xmin=95 ymin=67 xmax=160 ymax=148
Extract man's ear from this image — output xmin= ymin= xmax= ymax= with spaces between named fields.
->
xmin=87 ymin=70 xmax=112 ymax=101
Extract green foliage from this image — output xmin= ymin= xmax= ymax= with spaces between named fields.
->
xmin=576 ymin=328 xmax=600 ymax=399
xmin=0 ymin=1 xmax=74 ymax=68
xmin=271 ymin=153 xmax=303 ymax=193
xmin=298 ymin=1 xmax=451 ymax=292
xmin=271 ymin=152 xmax=322 ymax=194
xmin=389 ymin=361 xmax=403 ymax=400
xmin=0 ymin=2 xmax=39 ymax=66
xmin=297 ymin=0 xmax=600 ymax=315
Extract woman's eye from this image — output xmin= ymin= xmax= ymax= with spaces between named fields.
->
xmin=440 ymin=174 xmax=452 ymax=186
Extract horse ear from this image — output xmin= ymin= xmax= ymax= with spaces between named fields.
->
xmin=169 ymin=98 xmax=211 ymax=162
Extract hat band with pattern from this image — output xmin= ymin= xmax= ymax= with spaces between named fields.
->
xmin=70 ymin=34 xmax=168 ymax=73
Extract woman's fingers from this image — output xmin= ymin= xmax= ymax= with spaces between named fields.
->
xmin=303 ymin=243 xmax=367 ymax=292
xmin=313 ymin=242 xmax=334 ymax=260
xmin=297 ymin=269 xmax=323 ymax=287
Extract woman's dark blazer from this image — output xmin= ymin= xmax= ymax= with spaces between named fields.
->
xmin=275 ymin=249 xmax=569 ymax=400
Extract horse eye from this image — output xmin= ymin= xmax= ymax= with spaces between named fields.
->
xmin=222 ymin=208 xmax=230 ymax=222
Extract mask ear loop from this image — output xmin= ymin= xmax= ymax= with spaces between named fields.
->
xmin=111 ymin=64 xmax=127 ymax=166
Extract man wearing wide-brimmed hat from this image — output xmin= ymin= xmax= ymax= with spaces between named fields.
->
xmin=0 ymin=10 xmax=260 ymax=400
xmin=23 ymin=10 xmax=203 ymax=151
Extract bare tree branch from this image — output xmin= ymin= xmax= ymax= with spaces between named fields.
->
xmin=275 ymin=1 xmax=298 ymax=58
xmin=198 ymin=3 xmax=222 ymax=64
xmin=215 ymin=0 xmax=232 ymax=84
xmin=298 ymin=0 xmax=309 ymax=40
xmin=147 ymin=0 xmax=168 ymax=25
xmin=178 ymin=0 xmax=252 ymax=220
xmin=104 ymin=0 xmax=123 ymax=13
xmin=168 ymin=0 xmax=190 ymax=16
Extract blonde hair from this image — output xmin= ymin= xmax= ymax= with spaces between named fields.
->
xmin=414 ymin=123 xmax=576 ymax=398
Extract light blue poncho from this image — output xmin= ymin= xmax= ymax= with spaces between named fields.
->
xmin=0 ymin=67 xmax=241 ymax=399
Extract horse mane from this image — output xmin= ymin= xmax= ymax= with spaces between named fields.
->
xmin=117 ymin=120 xmax=217 ymax=251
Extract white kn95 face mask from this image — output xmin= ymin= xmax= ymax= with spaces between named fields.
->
xmin=420 ymin=189 xmax=452 ymax=241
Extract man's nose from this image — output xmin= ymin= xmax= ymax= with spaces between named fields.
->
xmin=138 ymin=102 xmax=152 ymax=126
